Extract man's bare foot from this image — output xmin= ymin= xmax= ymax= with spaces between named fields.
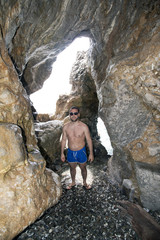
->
xmin=66 ymin=183 xmax=75 ymax=190
xmin=83 ymin=184 xmax=92 ymax=190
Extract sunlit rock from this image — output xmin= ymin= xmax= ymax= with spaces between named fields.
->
xmin=0 ymin=123 xmax=26 ymax=174
xmin=0 ymin=30 xmax=37 ymax=151
xmin=0 ymin=123 xmax=61 ymax=240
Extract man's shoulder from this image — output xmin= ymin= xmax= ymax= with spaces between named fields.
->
xmin=79 ymin=121 xmax=88 ymax=128
xmin=63 ymin=122 xmax=70 ymax=129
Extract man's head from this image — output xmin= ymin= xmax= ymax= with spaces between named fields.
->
xmin=69 ymin=106 xmax=80 ymax=122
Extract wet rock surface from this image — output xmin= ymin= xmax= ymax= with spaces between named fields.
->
xmin=13 ymin=158 xmax=160 ymax=240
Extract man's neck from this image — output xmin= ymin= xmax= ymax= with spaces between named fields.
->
xmin=70 ymin=119 xmax=80 ymax=124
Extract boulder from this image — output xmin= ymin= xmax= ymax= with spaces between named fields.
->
xmin=34 ymin=120 xmax=63 ymax=170
xmin=0 ymin=123 xmax=61 ymax=240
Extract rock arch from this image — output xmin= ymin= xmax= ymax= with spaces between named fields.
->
xmin=0 ymin=0 xmax=160 ymax=238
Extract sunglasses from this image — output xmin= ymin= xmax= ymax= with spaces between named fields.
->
xmin=70 ymin=112 xmax=79 ymax=116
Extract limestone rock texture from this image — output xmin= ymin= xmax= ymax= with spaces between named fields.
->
xmin=0 ymin=123 xmax=61 ymax=240
xmin=0 ymin=2 xmax=160 ymax=238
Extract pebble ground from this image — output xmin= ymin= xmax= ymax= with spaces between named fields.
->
xmin=14 ymin=158 xmax=159 ymax=240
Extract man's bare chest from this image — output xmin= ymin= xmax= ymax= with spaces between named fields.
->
xmin=66 ymin=127 xmax=85 ymax=139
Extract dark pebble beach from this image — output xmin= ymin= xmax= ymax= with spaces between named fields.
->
xmin=14 ymin=158 xmax=160 ymax=240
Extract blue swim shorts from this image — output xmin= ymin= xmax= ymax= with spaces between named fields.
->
xmin=67 ymin=147 xmax=87 ymax=164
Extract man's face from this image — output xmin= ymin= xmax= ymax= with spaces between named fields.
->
xmin=69 ymin=109 xmax=80 ymax=122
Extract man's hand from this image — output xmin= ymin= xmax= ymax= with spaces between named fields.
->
xmin=88 ymin=153 xmax=94 ymax=163
xmin=61 ymin=153 xmax=65 ymax=162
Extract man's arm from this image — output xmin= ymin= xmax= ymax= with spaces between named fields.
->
xmin=84 ymin=125 xmax=94 ymax=162
xmin=61 ymin=126 xmax=67 ymax=162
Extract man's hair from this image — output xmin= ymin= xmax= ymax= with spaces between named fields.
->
xmin=69 ymin=106 xmax=80 ymax=113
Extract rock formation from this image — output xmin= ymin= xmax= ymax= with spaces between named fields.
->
xmin=0 ymin=123 xmax=61 ymax=240
xmin=34 ymin=120 xmax=63 ymax=170
xmin=54 ymin=51 xmax=99 ymax=137
xmin=0 ymin=11 xmax=62 ymax=240
xmin=0 ymin=0 xmax=160 ymax=238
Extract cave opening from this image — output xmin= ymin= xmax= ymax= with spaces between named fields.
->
xmin=30 ymin=36 xmax=112 ymax=155
xmin=30 ymin=37 xmax=90 ymax=114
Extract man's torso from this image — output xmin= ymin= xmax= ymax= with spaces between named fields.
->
xmin=65 ymin=121 xmax=86 ymax=151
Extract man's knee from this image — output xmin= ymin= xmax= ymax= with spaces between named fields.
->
xmin=69 ymin=163 xmax=77 ymax=169
xmin=79 ymin=163 xmax=86 ymax=170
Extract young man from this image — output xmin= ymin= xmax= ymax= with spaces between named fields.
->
xmin=61 ymin=106 xmax=94 ymax=189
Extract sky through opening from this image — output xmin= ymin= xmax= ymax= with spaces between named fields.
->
xmin=97 ymin=118 xmax=113 ymax=155
xmin=30 ymin=37 xmax=90 ymax=114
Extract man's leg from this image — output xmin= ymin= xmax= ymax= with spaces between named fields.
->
xmin=79 ymin=163 xmax=92 ymax=189
xmin=79 ymin=162 xmax=87 ymax=185
xmin=68 ymin=162 xmax=77 ymax=188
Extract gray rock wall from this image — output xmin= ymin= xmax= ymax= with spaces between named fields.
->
xmin=35 ymin=120 xmax=63 ymax=169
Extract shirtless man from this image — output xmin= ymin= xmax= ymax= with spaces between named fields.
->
xmin=61 ymin=106 xmax=94 ymax=190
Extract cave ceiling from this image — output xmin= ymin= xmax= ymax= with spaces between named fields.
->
xmin=1 ymin=0 xmax=159 ymax=94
